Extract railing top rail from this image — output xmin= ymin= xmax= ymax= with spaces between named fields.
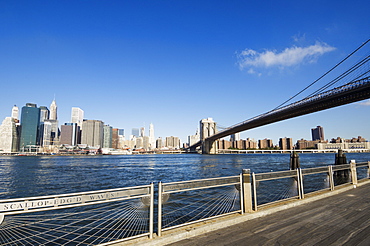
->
xmin=254 ymin=169 xmax=297 ymax=181
xmin=356 ymin=161 xmax=370 ymax=167
xmin=162 ymin=175 xmax=240 ymax=193
xmin=0 ymin=184 xmax=151 ymax=203
xmin=301 ymin=166 xmax=330 ymax=175
xmin=332 ymin=164 xmax=351 ymax=171
xmin=162 ymin=175 xmax=240 ymax=186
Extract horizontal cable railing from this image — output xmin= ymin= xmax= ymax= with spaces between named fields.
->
xmin=158 ymin=175 xmax=242 ymax=236
xmin=0 ymin=184 xmax=154 ymax=245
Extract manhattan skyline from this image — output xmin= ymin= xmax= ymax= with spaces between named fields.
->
xmin=0 ymin=1 xmax=369 ymax=143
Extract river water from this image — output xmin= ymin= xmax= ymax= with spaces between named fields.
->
xmin=0 ymin=153 xmax=369 ymax=199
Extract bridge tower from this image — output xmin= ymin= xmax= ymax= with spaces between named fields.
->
xmin=200 ymin=118 xmax=218 ymax=154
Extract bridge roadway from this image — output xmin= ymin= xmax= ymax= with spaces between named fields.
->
xmin=166 ymin=181 xmax=370 ymax=246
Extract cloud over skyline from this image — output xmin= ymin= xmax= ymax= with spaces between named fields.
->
xmin=237 ymin=41 xmax=336 ymax=73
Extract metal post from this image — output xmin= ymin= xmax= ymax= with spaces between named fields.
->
xmin=149 ymin=183 xmax=154 ymax=239
xmin=239 ymin=173 xmax=244 ymax=214
xmin=350 ymin=160 xmax=358 ymax=186
xmin=368 ymin=161 xmax=370 ymax=178
xmin=252 ymin=172 xmax=257 ymax=211
xmin=157 ymin=182 xmax=162 ymax=237
xmin=328 ymin=165 xmax=334 ymax=191
xmin=296 ymin=168 xmax=304 ymax=199
xmin=242 ymin=169 xmax=253 ymax=213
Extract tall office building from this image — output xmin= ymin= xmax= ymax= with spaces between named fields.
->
xmin=188 ymin=129 xmax=200 ymax=146
xmin=311 ymin=126 xmax=324 ymax=141
xmin=39 ymin=106 xmax=49 ymax=123
xmin=19 ymin=103 xmax=40 ymax=149
xmin=49 ymin=99 xmax=57 ymax=120
xmin=11 ymin=105 xmax=19 ymax=120
xmin=165 ymin=136 xmax=180 ymax=149
xmin=81 ymin=120 xmax=104 ymax=147
xmin=60 ymin=123 xmax=80 ymax=146
xmin=0 ymin=117 xmax=19 ymax=153
xmin=140 ymin=127 xmax=145 ymax=137
xmin=39 ymin=121 xmax=52 ymax=146
xmin=149 ymin=123 xmax=155 ymax=149
xmin=71 ymin=107 xmax=84 ymax=128
xmin=103 ymin=125 xmax=113 ymax=148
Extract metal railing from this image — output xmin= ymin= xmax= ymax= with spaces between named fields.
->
xmin=0 ymin=184 xmax=154 ymax=245
xmin=0 ymin=161 xmax=369 ymax=244
xmin=158 ymin=175 xmax=243 ymax=236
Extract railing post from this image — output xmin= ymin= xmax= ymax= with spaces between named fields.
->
xmin=296 ymin=168 xmax=304 ymax=199
xmin=350 ymin=160 xmax=358 ymax=186
xmin=239 ymin=173 xmax=244 ymax=214
xmin=368 ymin=161 xmax=370 ymax=178
xmin=242 ymin=169 xmax=253 ymax=213
xmin=252 ymin=172 xmax=257 ymax=211
xmin=149 ymin=183 xmax=154 ymax=239
xmin=328 ymin=165 xmax=335 ymax=191
xmin=157 ymin=182 xmax=163 ymax=237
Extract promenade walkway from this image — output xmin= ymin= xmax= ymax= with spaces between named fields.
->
xmin=166 ymin=181 xmax=370 ymax=246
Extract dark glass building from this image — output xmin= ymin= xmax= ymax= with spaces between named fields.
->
xmin=19 ymin=103 xmax=41 ymax=149
xmin=311 ymin=126 xmax=325 ymax=141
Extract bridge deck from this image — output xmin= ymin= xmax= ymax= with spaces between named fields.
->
xmin=166 ymin=181 xmax=370 ymax=246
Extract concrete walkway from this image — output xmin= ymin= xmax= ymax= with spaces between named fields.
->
xmin=166 ymin=181 xmax=370 ymax=246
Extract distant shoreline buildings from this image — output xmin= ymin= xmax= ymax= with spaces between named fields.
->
xmin=0 ymin=100 xmax=183 ymax=154
xmin=0 ymin=103 xmax=369 ymax=155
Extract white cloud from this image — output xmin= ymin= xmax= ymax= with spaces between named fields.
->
xmin=237 ymin=41 xmax=336 ymax=71
xmin=358 ymin=99 xmax=370 ymax=106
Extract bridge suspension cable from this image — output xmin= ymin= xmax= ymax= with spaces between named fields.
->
xmin=272 ymin=39 xmax=370 ymax=111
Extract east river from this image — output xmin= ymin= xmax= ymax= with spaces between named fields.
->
xmin=1 ymin=153 xmax=369 ymax=199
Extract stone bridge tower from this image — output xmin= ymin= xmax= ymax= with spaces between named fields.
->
xmin=200 ymin=118 xmax=218 ymax=154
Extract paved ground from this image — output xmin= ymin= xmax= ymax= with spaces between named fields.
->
xmin=166 ymin=182 xmax=370 ymax=246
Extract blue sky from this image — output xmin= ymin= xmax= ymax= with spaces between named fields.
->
xmin=0 ymin=0 xmax=369 ymax=144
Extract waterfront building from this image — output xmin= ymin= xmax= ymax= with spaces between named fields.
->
xmin=258 ymin=138 xmax=274 ymax=149
xmin=0 ymin=117 xmax=19 ymax=153
xmin=19 ymin=103 xmax=40 ymax=150
xmin=295 ymin=139 xmax=322 ymax=149
xmin=103 ymin=125 xmax=113 ymax=148
xmin=81 ymin=120 xmax=104 ymax=147
xmin=71 ymin=107 xmax=84 ymax=128
xmin=246 ymin=138 xmax=258 ymax=149
xmin=149 ymin=123 xmax=155 ymax=149
xmin=117 ymin=129 xmax=125 ymax=149
xmin=317 ymin=141 xmax=370 ymax=150
xmin=156 ymin=137 xmax=164 ymax=149
xmin=218 ymin=139 xmax=231 ymax=149
xmin=39 ymin=121 xmax=52 ymax=146
xmin=311 ymin=126 xmax=324 ymax=141
xmin=140 ymin=127 xmax=145 ymax=137
xmin=11 ymin=105 xmax=19 ymax=120
xmin=143 ymin=136 xmax=150 ymax=150
xmin=112 ymin=128 xmax=119 ymax=149
xmin=135 ymin=137 xmax=143 ymax=149
xmin=188 ymin=129 xmax=200 ymax=146
xmin=165 ymin=136 xmax=180 ymax=149
xmin=60 ymin=123 xmax=80 ymax=146
xmin=279 ymin=137 xmax=293 ymax=150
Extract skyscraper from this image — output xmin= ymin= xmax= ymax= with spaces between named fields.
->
xmin=103 ymin=125 xmax=113 ymax=148
xmin=0 ymin=117 xmax=19 ymax=152
xmin=81 ymin=120 xmax=104 ymax=147
xmin=132 ymin=128 xmax=139 ymax=137
xmin=149 ymin=123 xmax=155 ymax=149
xmin=311 ymin=126 xmax=324 ymax=141
xmin=71 ymin=107 xmax=84 ymax=128
xmin=49 ymin=99 xmax=57 ymax=120
xmin=11 ymin=105 xmax=19 ymax=120
xmin=19 ymin=103 xmax=40 ymax=149
xmin=60 ymin=123 xmax=80 ymax=146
